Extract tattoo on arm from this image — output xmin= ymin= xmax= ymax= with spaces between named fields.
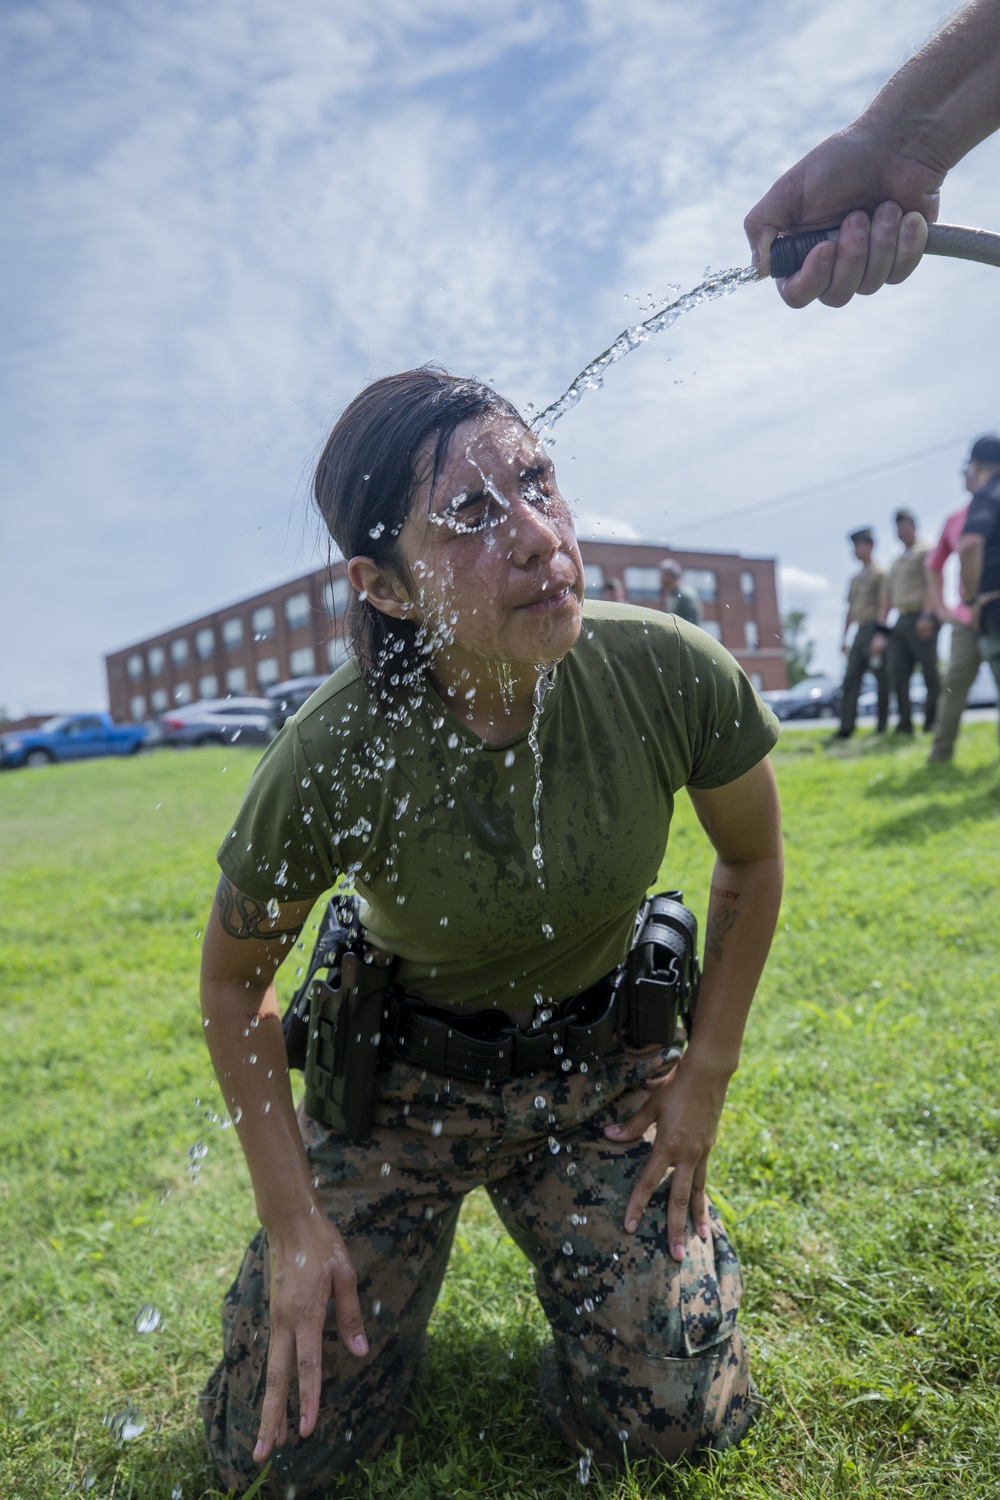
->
xmin=215 ymin=878 xmax=303 ymax=943
xmin=707 ymin=903 xmax=739 ymax=963
xmin=710 ymin=884 xmax=740 ymax=901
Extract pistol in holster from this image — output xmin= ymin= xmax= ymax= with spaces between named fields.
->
xmin=281 ymin=894 xmax=394 ymax=1141
xmin=624 ymin=890 xmax=701 ymax=1047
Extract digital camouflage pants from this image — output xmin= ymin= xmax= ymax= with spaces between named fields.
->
xmin=200 ymin=1040 xmax=758 ymax=1497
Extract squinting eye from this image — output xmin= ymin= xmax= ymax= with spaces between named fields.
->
xmin=522 ymin=480 xmax=556 ymax=512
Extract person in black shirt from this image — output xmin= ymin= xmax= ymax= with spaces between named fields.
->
xmin=959 ymin=435 xmax=1000 ymax=749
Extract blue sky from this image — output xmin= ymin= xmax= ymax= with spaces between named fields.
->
xmin=4 ymin=0 xmax=1000 ymax=715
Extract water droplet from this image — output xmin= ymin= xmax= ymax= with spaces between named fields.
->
xmin=369 ymin=522 xmax=385 ymax=539
xmin=380 ymin=1162 xmax=391 ymax=1177
xmin=431 ymin=1120 xmax=443 ymax=1137
xmin=372 ymin=1298 xmax=382 ymax=1316
xmin=562 ymin=1241 xmax=574 ymax=1256
xmin=578 ymin=1449 xmax=593 ymax=1485
xmin=503 ymin=748 xmax=515 ymax=767
xmin=133 ymin=1302 xmax=161 ymax=1334
xmin=172 ymin=1484 xmax=183 ymax=1500
xmin=618 ymin=1428 xmax=629 ymax=1443
xmin=104 ymin=1405 xmax=146 ymax=1446
xmin=548 ymin=1136 xmax=561 ymax=1155
xmin=294 ymin=1251 xmax=307 ymax=1266
xmin=534 ymin=1095 xmax=546 ymax=1110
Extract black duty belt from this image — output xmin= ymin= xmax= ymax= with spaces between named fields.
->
xmin=382 ymin=972 xmax=627 ymax=1085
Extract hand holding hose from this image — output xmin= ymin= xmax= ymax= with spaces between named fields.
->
xmin=744 ymin=123 xmax=935 ymax=307
xmin=744 ymin=0 xmax=1000 ymax=308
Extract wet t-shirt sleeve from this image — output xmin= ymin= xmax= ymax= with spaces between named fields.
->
xmin=672 ymin=620 xmax=780 ymax=789
xmin=217 ymin=720 xmax=339 ymax=902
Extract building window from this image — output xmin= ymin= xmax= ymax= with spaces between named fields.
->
xmin=226 ymin=666 xmax=248 ymax=693
xmin=699 ymin=619 xmax=722 ymax=641
xmin=147 ymin=646 xmax=165 ymax=675
xmin=151 ymin=689 xmax=169 ymax=712
xmin=129 ymin=695 xmax=146 ymax=721
xmin=251 ymin=605 xmax=275 ymax=640
xmin=685 ymin=568 xmax=717 ymax=602
xmin=290 ymin=646 xmax=316 ymax=676
xmin=222 ymin=617 xmax=244 ymax=649
xmin=328 ymin=638 xmax=350 ymax=671
xmin=174 ymin=682 xmax=193 ymax=705
xmin=624 ymin=566 xmax=661 ymax=600
xmin=170 ymin=637 xmax=189 ymax=665
xmin=199 ymin=673 xmax=218 ymax=698
xmin=583 ymin=563 xmax=604 ymax=597
xmin=127 ymin=653 xmax=144 ymax=679
xmin=749 ymin=671 xmax=763 ymax=690
xmin=256 ymin=658 xmax=280 ymax=688
xmin=195 ymin=627 xmax=215 ymax=660
xmin=740 ymin=570 xmax=756 ymax=602
xmin=285 ymin=592 xmax=311 ymax=631
xmin=324 ymin=576 xmax=350 ymax=618
xmin=744 ymin=621 xmax=759 ymax=650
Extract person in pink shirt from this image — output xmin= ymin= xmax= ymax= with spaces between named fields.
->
xmin=925 ymin=435 xmax=1000 ymax=762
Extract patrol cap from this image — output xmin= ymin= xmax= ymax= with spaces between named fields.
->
xmin=849 ymin=527 xmax=874 ymax=545
xmin=969 ymin=434 xmax=1000 ymax=464
xmin=894 ymin=507 xmax=917 ymax=524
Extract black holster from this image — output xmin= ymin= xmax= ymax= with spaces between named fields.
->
xmin=624 ymin=891 xmax=701 ymax=1046
xmin=281 ymin=894 xmax=394 ymax=1139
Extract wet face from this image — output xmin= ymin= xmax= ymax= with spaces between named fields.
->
xmin=391 ymin=415 xmax=585 ymax=673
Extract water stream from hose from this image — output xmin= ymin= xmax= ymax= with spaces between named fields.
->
xmin=528 ymin=263 xmax=758 ymax=433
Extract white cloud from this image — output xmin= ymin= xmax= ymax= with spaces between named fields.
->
xmin=3 ymin=0 xmax=1000 ymax=712
xmin=573 ymin=512 xmax=643 ymax=542
xmin=780 ymin=564 xmax=830 ymax=594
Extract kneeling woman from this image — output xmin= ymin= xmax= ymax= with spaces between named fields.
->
xmin=199 ymin=369 xmax=782 ymax=1497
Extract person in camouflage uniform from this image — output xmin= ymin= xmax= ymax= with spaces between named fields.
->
xmin=198 ymin=370 xmax=782 ymax=1498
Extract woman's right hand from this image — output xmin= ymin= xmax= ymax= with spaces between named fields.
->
xmin=253 ymin=1209 xmax=369 ymax=1465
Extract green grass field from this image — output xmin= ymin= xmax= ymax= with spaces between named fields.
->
xmin=2 ymin=726 xmax=998 ymax=1499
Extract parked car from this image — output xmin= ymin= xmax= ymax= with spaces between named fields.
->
xmin=759 ymin=674 xmax=842 ymax=721
xmin=857 ymin=674 xmax=927 ymax=716
xmin=147 ymin=697 xmax=272 ymax=748
xmin=266 ymin=675 xmax=329 ymax=739
xmin=0 ymin=712 xmax=147 ymax=769
xmin=967 ymin=661 xmax=999 ymax=708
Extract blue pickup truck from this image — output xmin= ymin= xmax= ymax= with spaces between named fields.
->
xmin=0 ymin=713 xmax=147 ymax=769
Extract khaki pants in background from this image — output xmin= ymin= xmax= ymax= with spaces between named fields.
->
xmin=928 ymin=622 xmax=980 ymax=761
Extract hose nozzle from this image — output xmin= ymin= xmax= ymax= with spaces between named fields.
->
xmin=768 ymin=222 xmax=1000 ymax=277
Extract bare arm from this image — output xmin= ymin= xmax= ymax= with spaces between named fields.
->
xmin=605 ymin=757 xmax=783 ymax=1259
xmin=841 ymin=602 xmax=854 ymax=655
xmin=959 ymin=529 xmax=986 ymax=602
xmin=745 ymin=0 xmax=1000 ymax=307
xmin=925 ymin=562 xmax=948 ymax=621
xmin=201 ymin=877 xmax=368 ymax=1467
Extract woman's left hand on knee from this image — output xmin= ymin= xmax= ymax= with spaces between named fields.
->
xmin=604 ymin=1054 xmax=729 ymax=1261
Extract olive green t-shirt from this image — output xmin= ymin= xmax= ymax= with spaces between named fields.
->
xmin=218 ymin=602 xmax=778 ymax=1012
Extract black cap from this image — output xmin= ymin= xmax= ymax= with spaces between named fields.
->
xmin=970 ymin=434 xmax=1000 ymax=464
xmin=849 ymin=527 xmax=874 ymax=545
xmin=894 ymin=507 xmax=916 ymax=525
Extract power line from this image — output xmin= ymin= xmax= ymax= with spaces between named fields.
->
xmin=665 ymin=436 xmax=969 ymax=537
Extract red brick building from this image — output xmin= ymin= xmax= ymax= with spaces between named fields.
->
xmin=105 ymin=541 xmax=785 ymax=722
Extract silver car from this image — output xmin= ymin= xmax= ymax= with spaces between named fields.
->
xmin=148 ymin=697 xmax=273 ymax=748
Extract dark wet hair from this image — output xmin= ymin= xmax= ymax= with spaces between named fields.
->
xmin=313 ymin=367 xmax=524 ymax=706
